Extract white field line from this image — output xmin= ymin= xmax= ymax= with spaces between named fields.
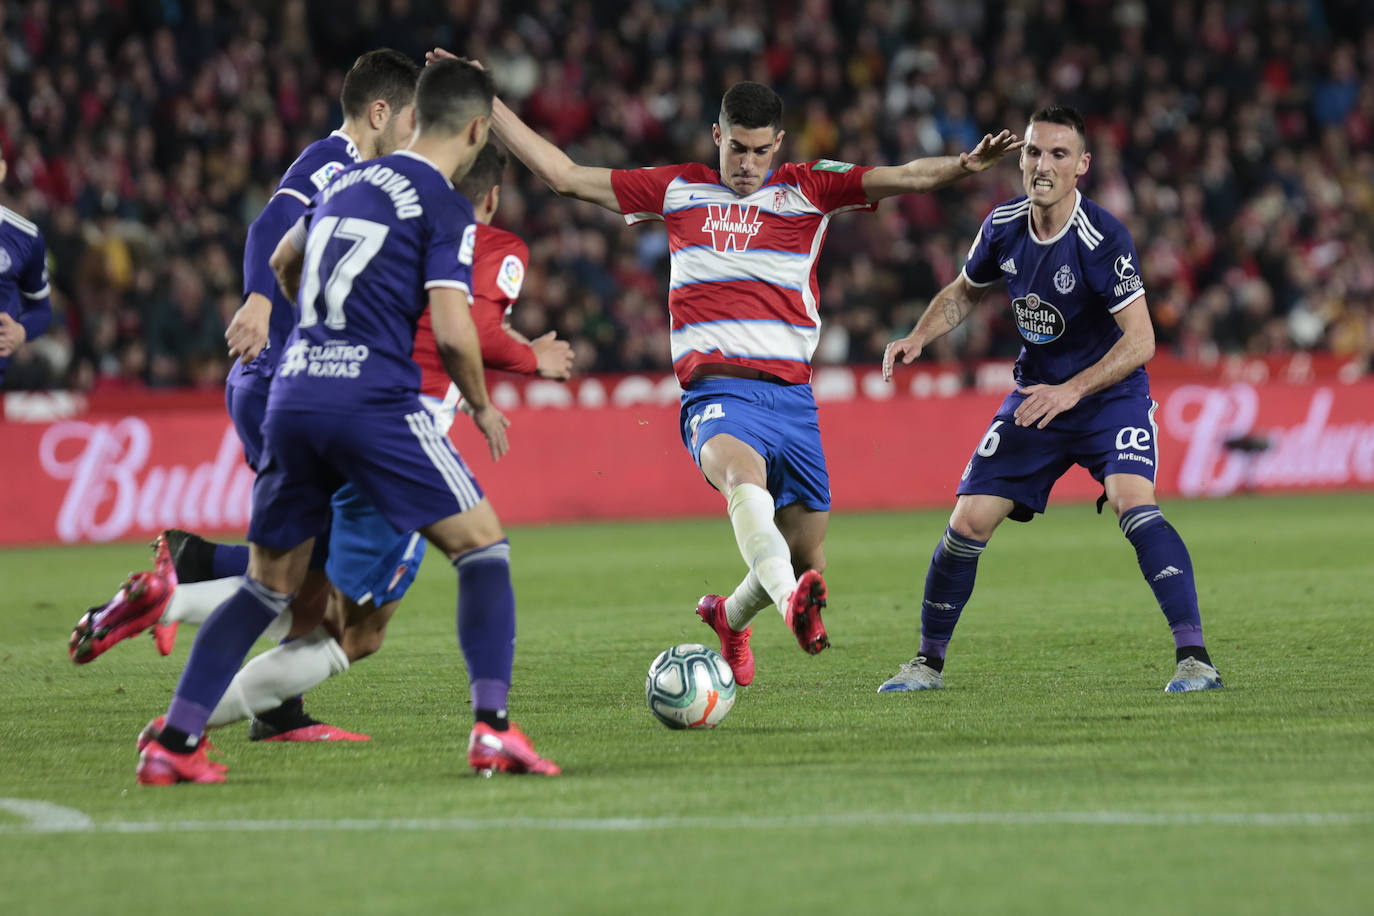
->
xmin=1 ymin=800 xmax=1370 ymax=836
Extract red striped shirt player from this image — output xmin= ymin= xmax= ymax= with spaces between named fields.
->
xmin=437 ymin=54 xmax=1021 ymax=686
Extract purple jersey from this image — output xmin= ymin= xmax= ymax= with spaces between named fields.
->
xmin=963 ymin=191 xmax=1148 ymax=395
xmin=268 ymin=150 xmax=475 ymax=413
xmin=0 ymin=205 xmax=51 ymax=384
xmin=228 ymin=130 xmax=360 ymax=393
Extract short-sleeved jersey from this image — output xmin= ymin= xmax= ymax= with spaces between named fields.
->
xmin=229 ymin=130 xmax=361 ymax=393
xmin=268 ymin=150 xmax=476 ymax=414
xmin=0 ymin=205 xmax=52 ymax=383
xmin=413 ymin=222 xmax=533 ymax=401
xmin=611 ymin=159 xmax=876 ymax=386
xmin=963 ymin=190 xmax=1148 ymax=393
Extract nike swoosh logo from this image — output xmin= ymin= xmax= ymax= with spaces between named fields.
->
xmin=688 ymin=194 xmax=714 ymax=201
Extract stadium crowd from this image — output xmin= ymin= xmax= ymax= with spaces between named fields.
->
xmin=1 ymin=0 xmax=1372 ymax=390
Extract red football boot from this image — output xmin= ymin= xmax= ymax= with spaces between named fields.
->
xmin=467 ymin=722 xmax=560 ymax=776
xmin=784 ymin=570 xmax=830 ymax=655
xmin=69 ymin=569 xmax=176 ymax=664
xmin=696 ymin=594 xmax=755 ymax=686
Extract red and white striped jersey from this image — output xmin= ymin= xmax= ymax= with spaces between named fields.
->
xmin=611 ymin=160 xmax=876 ymax=385
xmin=413 ymin=222 xmax=533 ymax=404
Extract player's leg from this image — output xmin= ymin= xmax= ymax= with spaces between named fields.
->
xmin=224 ymin=494 xmax=425 ymax=742
xmin=137 ymin=539 xmax=315 ymax=785
xmin=421 ymin=501 xmax=557 ymax=775
xmin=1104 ymin=472 xmax=1221 ymax=692
xmin=880 ymin=398 xmax=1067 ymax=692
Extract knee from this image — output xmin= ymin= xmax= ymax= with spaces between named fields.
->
xmin=340 ymin=623 xmax=386 ymax=663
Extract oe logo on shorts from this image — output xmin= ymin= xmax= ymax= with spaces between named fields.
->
xmin=1115 ymin=426 xmax=1152 ymax=450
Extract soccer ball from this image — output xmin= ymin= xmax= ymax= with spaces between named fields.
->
xmin=645 ymin=643 xmax=737 ymax=729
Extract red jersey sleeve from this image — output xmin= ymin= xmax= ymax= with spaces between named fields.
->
xmin=611 ymin=165 xmax=685 ymax=225
xmin=791 ymin=160 xmax=878 ymax=214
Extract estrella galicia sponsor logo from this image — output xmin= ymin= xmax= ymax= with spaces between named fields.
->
xmin=1053 ymin=264 xmax=1076 ymax=294
xmin=1011 ymin=293 xmax=1065 ymax=344
xmin=278 ymin=339 xmax=370 ymax=379
xmin=1113 ymin=252 xmax=1143 ymax=297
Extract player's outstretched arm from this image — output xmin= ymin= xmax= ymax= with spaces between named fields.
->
xmin=862 ymin=130 xmax=1022 ymax=201
xmin=883 ymin=272 xmax=987 ymax=381
xmin=430 ymin=286 xmax=510 ymax=460
xmin=427 ymin=48 xmax=620 ymax=212
xmin=1014 ymin=298 xmax=1157 ymax=429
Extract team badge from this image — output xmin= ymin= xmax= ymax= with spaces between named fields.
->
xmin=773 ymin=188 xmax=788 ymax=211
xmin=1053 ymin=264 xmax=1076 ymax=294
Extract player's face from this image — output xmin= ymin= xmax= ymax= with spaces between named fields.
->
xmin=376 ymin=102 xmax=417 ymax=157
xmin=714 ymin=123 xmax=783 ymax=196
xmin=1019 ymin=121 xmax=1089 ymax=209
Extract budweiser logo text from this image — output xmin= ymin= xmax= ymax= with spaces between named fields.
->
xmin=39 ymin=419 xmax=253 ymax=542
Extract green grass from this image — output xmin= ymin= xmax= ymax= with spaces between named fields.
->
xmin=2 ymin=493 xmax=1372 ymax=915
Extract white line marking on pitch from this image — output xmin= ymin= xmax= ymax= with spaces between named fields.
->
xmin=1 ymin=800 xmax=1369 ymax=836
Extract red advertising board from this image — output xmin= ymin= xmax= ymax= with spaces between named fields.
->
xmin=3 ymin=371 xmax=1373 ymax=546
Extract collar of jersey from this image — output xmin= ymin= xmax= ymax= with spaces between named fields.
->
xmin=328 ymin=129 xmax=362 ymax=162
xmin=1027 ymin=189 xmax=1082 ymax=247
xmin=394 ymin=149 xmax=454 ymax=187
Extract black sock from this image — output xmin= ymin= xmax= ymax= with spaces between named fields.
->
xmin=476 ymin=708 xmax=509 ymax=731
xmin=1177 ymin=645 xmax=1212 ymax=666
xmin=156 ymin=725 xmax=198 ymax=754
xmin=920 ymin=654 xmax=945 ymax=672
xmin=254 ymin=696 xmax=313 ymax=730
xmin=171 ymin=532 xmax=221 ymax=584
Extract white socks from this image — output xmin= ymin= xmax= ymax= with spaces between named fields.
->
xmin=724 ymin=568 xmax=773 ymax=630
xmin=726 ymin=483 xmax=796 ymax=624
xmin=207 ymin=627 xmax=349 ymax=728
xmin=162 ymin=578 xmax=242 ymax=626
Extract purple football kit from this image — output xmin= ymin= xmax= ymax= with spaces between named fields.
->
xmin=250 ymin=150 xmax=483 ymax=551
xmin=956 ymin=190 xmax=1154 ymax=519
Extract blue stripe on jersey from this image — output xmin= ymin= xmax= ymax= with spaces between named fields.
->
xmin=670 ymin=275 xmax=805 ymax=292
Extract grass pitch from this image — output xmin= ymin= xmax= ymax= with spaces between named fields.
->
xmin=2 ymin=492 xmax=1372 ymax=915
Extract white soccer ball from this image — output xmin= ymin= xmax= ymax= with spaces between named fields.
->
xmin=645 ymin=643 xmax=737 ymax=729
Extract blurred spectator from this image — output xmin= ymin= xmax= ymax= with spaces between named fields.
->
xmin=2 ymin=0 xmax=1373 ymax=391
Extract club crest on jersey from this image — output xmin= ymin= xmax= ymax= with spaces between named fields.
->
xmin=702 ymin=203 xmax=762 ymax=253
xmin=1053 ymin=264 xmax=1076 ymax=294
xmin=1011 ymin=292 xmax=1066 ymax=344
xmin=773 ymin=188 xmax=788 ymax=211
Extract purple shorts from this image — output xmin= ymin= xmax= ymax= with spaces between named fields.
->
xmin=248 ymin=404 xmax=484 ymax=550
xmin=957 ymin=388 xmax=1159 ymax=521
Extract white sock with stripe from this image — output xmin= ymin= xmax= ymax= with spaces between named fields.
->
xmin=726 ymin=483 xmax=796 ymax=621
xmin=162 ymin=577 xmax=242 ymax=626
xmin=206 ymin=627 xmax=349 ymax=728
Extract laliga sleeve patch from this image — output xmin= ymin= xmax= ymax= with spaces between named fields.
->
xmin=812 ymin=159 xmax=856 ymax=172
xmin=459 ymin=223 xmax=477 ymax=267
xmin=309 ymin=161 xmax=346 ymax=190
xmin=496 ymin=254 xmax=525 ymax=300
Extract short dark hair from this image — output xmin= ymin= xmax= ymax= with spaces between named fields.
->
xmin=719 ymin=81 xmax=783 ymax=132
xmin=415 ymin=58 xmax=496 ymax=135
xmin=340 ymin=49 xmax=420 ymax=121
xmin=1028 ymin=104 xmax=1087 ymax=150
xmin=456 ymin=142 xmax=507 ymax=203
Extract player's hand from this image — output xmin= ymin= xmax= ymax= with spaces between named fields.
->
xmin=426 ymin=48 xmax=484 ymax=71
xmin=0 ymin=312 xmax=26 ymax=357
xmin=882 ymin=336 xmax=923 ymax=381
xmin=225 ymin=292 xmax=273 ymax=362
xmin=470 ymin=403 xmax=511 ymax=461
xmin=959 ymin=130 xmax=1024 ymax=173
xmin=531 ymin=331 xmax=574 ymax=380
xmin=1013 ymin=383 xmax=1082 ymax=429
